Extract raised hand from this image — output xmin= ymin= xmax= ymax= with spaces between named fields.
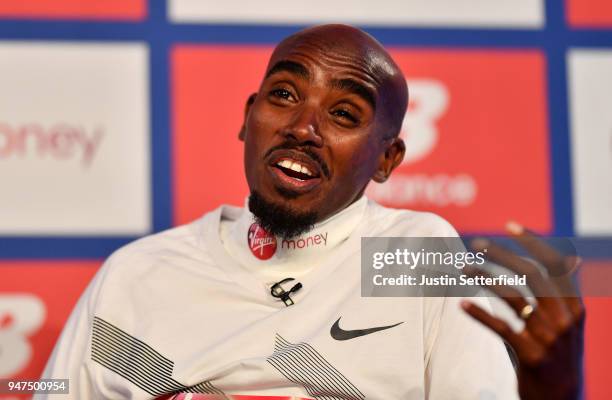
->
xmin=461 ymin=222 xmax=584 ymax=400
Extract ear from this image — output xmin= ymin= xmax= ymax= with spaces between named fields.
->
xmin=238 ymin=93 xmax=257 ymax=142
xmin=372 ymin=137 xmax=405 ymax=183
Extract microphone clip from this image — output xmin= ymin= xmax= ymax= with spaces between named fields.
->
xmin=270 ymin=278 xmax=302 ymax=307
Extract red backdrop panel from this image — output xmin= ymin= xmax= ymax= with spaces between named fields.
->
xmin=172 ymin=47 xmax=551 ymax=234
xmin=0 ymin=0 xmax=145 ymax=20
xmin=567 ymin=0 xmax=612 ymax=27
xmin=584 ymin=297 xmax=612 ymax=399
xmin=378 ymin=49 xmax=551 ymax=233
xmin=172 ymin=46 xmax=271 ymax=225
xmin=582 ymin=261 xmax=612 ymax=400
xmin=0 ymin=261 xmax=99 ymax=384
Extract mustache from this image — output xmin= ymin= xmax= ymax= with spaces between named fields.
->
xmin=265 ymin=142 xmax=330 ymax=178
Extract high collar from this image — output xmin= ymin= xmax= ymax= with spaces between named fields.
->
xmin=220 ymin=196 xmax=368 ymax=283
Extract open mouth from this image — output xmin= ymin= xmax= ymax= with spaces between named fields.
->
xmin=267 ymin=151 xmax=324 ymax=193
xmin=273 ymin=158 xmax=320 ymax=181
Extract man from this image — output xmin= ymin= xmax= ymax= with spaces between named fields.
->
xmin=38 ymin=25 xmax=583 ymax=399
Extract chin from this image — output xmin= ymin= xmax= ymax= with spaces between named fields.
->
xmin=257 ymin=180 xmax=321 ymax=207
xmin=248 ymin=190 xmax=319 ymax=239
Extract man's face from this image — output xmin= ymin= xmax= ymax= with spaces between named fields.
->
xmin=241 ymin=27 xmax=405 ymax=224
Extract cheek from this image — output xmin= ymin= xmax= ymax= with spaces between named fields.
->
xmin=245 ymin=108 xmax=268 ymax=144
xmin=244 ymin=107 xmax=276 ymax=160
xmin=332 ymin=136 xmax=380 ymax=181
xmin=247 ymin=102 xmax=288 ymax=136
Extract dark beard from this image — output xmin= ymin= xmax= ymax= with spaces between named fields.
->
xmin=248 ymin=190 xmax=318 ymax=239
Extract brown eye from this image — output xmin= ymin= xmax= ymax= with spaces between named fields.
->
xmin=331 ymin=109 xmax=359 ymax=124
xmin=270 ymin=88 xmax=293 ymax=101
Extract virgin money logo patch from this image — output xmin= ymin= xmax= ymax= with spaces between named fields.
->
xmin=281 ymin=232 xmax=328 ymax=250
xmin=248 ymin=223 xmax=277 ymax=260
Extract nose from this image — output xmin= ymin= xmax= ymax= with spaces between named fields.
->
xmin=282 ymin=103 xmax=323 ymax=147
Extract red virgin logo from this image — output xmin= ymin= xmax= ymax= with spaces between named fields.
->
xmin=247 ymin=223 xmax=277 ymax=260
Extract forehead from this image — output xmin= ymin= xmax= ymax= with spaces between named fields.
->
xmin=266 ymin=34 xmax=396 ymax=89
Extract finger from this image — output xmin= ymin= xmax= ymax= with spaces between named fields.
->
xmin=471 ymin=238 xmax=557 ymax=298
xmin=549 ymin=256 xmax=581 ymax=294
xmin=472 ymin=238 xmax=575 ymax=328
xmin=463 ymin=265 xmax=529 ymax=305
xmin=506 ymin=221 xmax=583 ymax=320
xmin=460 ymin=299 xmax=524 ymax=346
xmin=460 ymin=300 xmax=547 ymax=365
xmin=550 ymin=256 xmax=584 ymax=318
xmin=505 ymin=221 xmax=574 ymax=277
xmin=463 ymin=267 xmax=558 ymax=345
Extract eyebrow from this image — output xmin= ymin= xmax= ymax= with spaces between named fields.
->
xmin=265 ymin=60 xmax=377 ymax=111
xmin=330 ymin=78 xmax=377 ymax=111
xmin=265 ymin=60 xmax=310 ymax=80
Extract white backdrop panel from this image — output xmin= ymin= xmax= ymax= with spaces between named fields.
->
xmin=169 ymin=0 xmax=544 ymax=28
xmin=0 ymin=42 xmax=150 ymax=235
xmin=568 ymin=49 xmax=612 ymax=236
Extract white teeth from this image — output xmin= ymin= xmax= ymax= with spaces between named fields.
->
xmin=278 ymin=159 xmax=292 ymax=169
xmin=276 ymin=159 xmax=314 ymax=177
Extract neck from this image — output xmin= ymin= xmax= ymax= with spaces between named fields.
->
xmin=220 ymin=196 xmax=368 ymax=283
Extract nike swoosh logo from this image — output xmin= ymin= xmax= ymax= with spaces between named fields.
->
xmin=330 ymin=317 xmax=404 ymax=341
